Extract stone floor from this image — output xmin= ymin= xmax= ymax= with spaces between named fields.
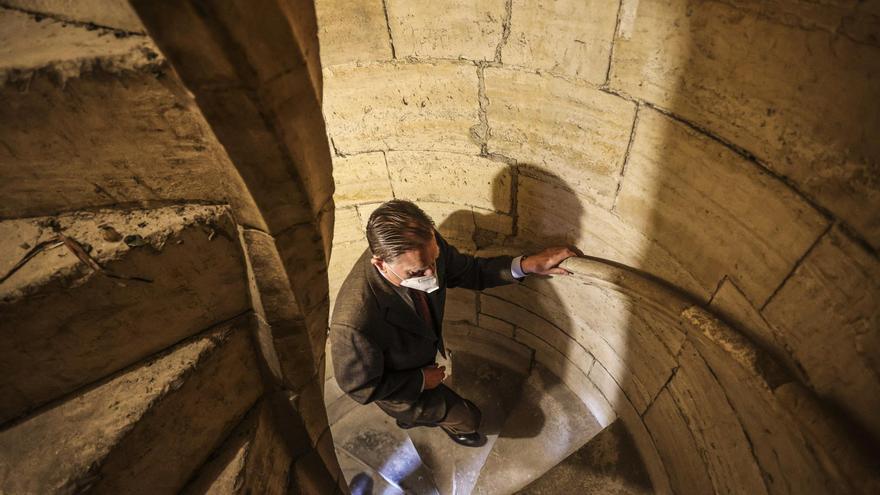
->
xmin=326 ymin=349 xmax=652 ymax=495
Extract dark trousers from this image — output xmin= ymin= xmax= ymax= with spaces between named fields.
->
xmin=375 ymin=384 xmax=481 ymax=434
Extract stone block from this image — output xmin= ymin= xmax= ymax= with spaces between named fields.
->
xmin=762 ymin=227 xmax=880 ymax=439
xmin=0 ymin=316 xmax=263 ymax=494
xmin=275 ymin=223 xmax=329 ymax=315
xmin=386 ymin=0 xmax=507 ymax=61
xmin=424 ymin=201 xmax=477 ymax=252
xmin=473 ymin=208 xmax=514 ymax=235
xmin=0 ymin=61 xmax=255 ymax=224
xmin=644 ymin=388 xmax=714 ymax=495
xmin=588 ymin=363 xmax=673 ymax=495
xmin=667 ymin=341 xmax=768 ymax=495
xmin=616 ymin=107 xmax=828 ymax=305
xmin=517 ymin=420 xmax=653 ymax=495
xmin=0 ymin=206 xmax=250 ymax=424
xmin=323 ymin=62 xmax=481 ymax=155
xmin=3 ymin=0 xmax=145 ymax=32
xmin=241 ymin=228 xmax=318 ymax=390
xmin=472 ymin=363 xmax=603 ymax=494
xmin=294 ymin=379 xmax=330 ymax=446
xmin=485 ymin=279 xmax=682 ymax=414
xmin=484 ymin=67 xmax=636 ymax=208
xmin=503 ymin=0 xmax=618 ymax=84
xmin=329 ymin=240 xmax=368 ymax=307
xmin=182 ymin=400 xmax=292 ymax=495
xmin=610 ymin=0 xmax=880 ymax=247
xmin=332 ymin=152 xmax=393 ymax=207
xmin=516 ymin=174 xmax=706 ymax=298
xmin=332 ymin=206 xmax=364 ymax=245
xmin=689 ymin=329 xmax=838 ymax=495
xmin=261 ymin=71 xmax=336 ymax=219
xmin=709 ymin=278 xmax=803 ymax=380
xmin=444 ymin=322 xmax=533 ymax=376
xmin=193 ymin=88 xmax=315 ymax=232
xmin=0 ymin=9 xmax=154 ymax=82
xmin=314 ymin=0 xmax=392 ymax=67
xmin=292 ymin=448 xmax=339 ymax=495
xmin=444 ymin=287 xmax=478 ymax=324
xmin=386 ymin=151 xmax=512 ymax=212
xmin=477 ymin=313 xmax=515 ymax=338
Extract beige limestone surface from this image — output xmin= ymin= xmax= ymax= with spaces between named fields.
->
xmin=0 ymin=8 xmax=155 ymax=85
xmin=3 ymin=0 xmax=144 ymax=32
xmin=323 ymin=62 xmax=481 ymax=154
xmin=386 ymin=0 xmax=507 ymax=61
xmin=616 ymin=107 xmax=829 ymax=305
xmin=503 ymin=0 xmax=618 ymax=83
xmin=315 ymin=0 xmax=391 ymax=67
xmin=0 ymin=318 xmax=262 ymax=494
xmin=484 ymin=67 xmax=636 ymax=209
xmin=0 ymin=205 xmax=249 ymax=424
xmin=763 ymin=227 xmax=880 ymax=440
xmin=610 ymin=0 xmax=880 ymax=247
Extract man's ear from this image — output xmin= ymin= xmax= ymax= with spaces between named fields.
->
xmin=370 ymin=256 xmax=384 ymax=271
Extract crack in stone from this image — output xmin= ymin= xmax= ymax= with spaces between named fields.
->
xmin=611 ymin=102 xmax=640 ymax=213
xmin=493 ymin=0 xmax=514 ymax=64
xmin=470 ymin=62 xmax=491 ymax=155
xmin=381 ymin=0 xmax=397 ymax=59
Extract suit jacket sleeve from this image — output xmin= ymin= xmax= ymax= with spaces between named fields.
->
xmin=438 ymin=232 xmax=518 ymax=290
xmin=331 ymin=322 xmax=423 ymax=404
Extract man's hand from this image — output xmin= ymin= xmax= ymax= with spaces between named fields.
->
xmin=422 ymin=364 xmax=446 ymax=389
xmin=521 ymin=246 xmax=577 ymax=275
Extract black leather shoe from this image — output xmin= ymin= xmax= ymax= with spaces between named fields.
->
xmin=441 ymin=427 xmax=487 ymax=448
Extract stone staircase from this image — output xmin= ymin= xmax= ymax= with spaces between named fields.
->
xmin=0 ymin=205 xmax=326 ymax=493
xmin=327 ymin=341 xmax=652 ymax=495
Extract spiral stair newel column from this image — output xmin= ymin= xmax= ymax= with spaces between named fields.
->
xmin=129 ymin=0 xmax=340 ymax=491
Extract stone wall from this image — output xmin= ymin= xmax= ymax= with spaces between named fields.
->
xmin=317 ymin=0 xmax=879 ymax=493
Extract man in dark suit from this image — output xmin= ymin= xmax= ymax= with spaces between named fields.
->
xmin=330 ymin=200 xmax=574 ymax=447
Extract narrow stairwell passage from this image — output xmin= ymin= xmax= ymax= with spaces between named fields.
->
xmin=326 ymin=343 xmax=638 ymax=494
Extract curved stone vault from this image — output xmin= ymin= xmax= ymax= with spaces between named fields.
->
xmin=0 ymin=0 xmax=878 ymax=494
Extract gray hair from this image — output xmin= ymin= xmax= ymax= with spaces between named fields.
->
xmin=366 ymin=199 xmax=435 ymax=262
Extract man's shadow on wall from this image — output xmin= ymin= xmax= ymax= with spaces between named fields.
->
xmin=435 ymin=165 xmax=592 ymax=443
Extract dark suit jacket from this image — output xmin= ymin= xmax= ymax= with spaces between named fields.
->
xmin=330 ymin=231 xmax=517 ymax=406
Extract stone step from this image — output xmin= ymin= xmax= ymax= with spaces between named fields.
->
xmin=336 ymin=446 xmax=405 ymax=495
xmin=182 ymin=399 xmax=291 ymax=495
xmin=331 ymin=403 xmax=439 ymax=495
xmin=516 ymin=419 xmax=654 ymax=495
xmin=0 ymin=205 xmax=250 ymax=424
xmin=406 ymin=351 xmax=530 ymax=495
xmin=0 ymin=314 xmax=263 ymax=494
xmin=324 ymin=375 xmax=360 ymax=426
xmin=471 ymin=362 xmax=604 ymax=494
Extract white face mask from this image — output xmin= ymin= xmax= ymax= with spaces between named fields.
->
xmin=386 ymin=264 xmax=440 ymax=293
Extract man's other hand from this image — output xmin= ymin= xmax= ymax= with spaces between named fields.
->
xmin=522 ymin=246 xmax=577 ymax=275
xmin=422 ymin=364 xmax=446 ymax=389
